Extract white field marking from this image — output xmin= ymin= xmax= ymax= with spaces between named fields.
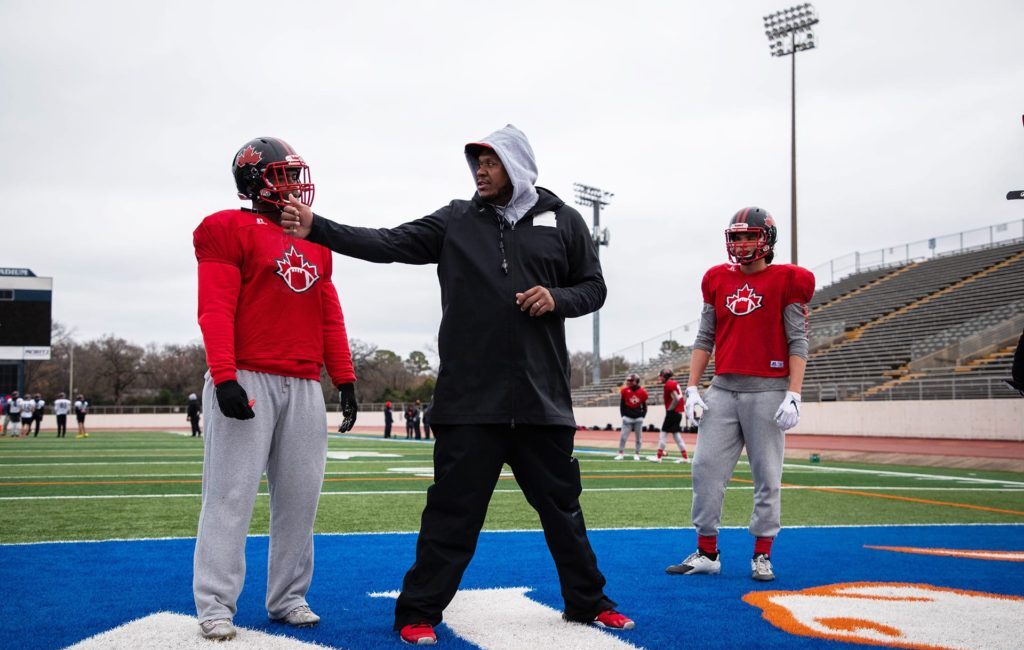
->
xmin=0 ymin=453 xmax=204 ymax=460
xmin=4 ymin=522 xmax=1022 ymax=547
xmin=325 ymin=450 xmax=402 ymax=460
xmin=62 ymin=611 xmax=334 ymax=650
xmin=0 ymin=470 xmax=431 ymax=480
xmin=780 ymin=461 xmax=1024 ymax=487
xmin=3 ymin=486 xmax=1022 ymax=502
xmin=0 ymin=458 xmax=435 ymax=468
xmin=370 ymin=588 xmax=642 ymax=650
xmin=0 ymin=461 xmax=206 ymax=467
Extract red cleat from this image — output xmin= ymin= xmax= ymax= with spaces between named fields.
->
xmin=400 ymin=622 xmax=437 ymax=645
xmin=593 ymin=609 xmax=635 ymax=630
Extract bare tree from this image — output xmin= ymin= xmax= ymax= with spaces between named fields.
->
xmin=87 ymin=335 xmax=146 ymax=405
xmin=143 ymin=342 xmax=207 ymax=404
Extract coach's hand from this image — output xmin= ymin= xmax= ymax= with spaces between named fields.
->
xmin=215 ymin=380 xmax=256 ymax=420
xmin=774 ymin=391 xmax=801 ymax=431
xmin=515 ymin=286 xmax=555 ymax=317
xmin=684 ymin=386 xmax=707 ymax=428
xmin=282 ymin=195 xmax=313 ymax=239
xmin=338 ymin=382 xmax=358 ymax=433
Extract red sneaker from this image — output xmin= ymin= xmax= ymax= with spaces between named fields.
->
xmin=400 ymin=622 xmax=437 ymax=645
xmin=593 ymin=609 xmax=635 ymax=630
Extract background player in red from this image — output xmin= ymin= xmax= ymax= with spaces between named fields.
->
xmin=614 ymin=373 xmax=648 ymax=460
xmin=192 ymin=137 xmax=357 ymax=641
xmin=654 ymin=369 xmax=689 ymax=464
xmin=666 ymin=207 xmax=813 ymax=582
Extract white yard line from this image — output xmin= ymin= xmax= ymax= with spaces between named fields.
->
xmin=1 ymin=485 xmax=1021 ymax=501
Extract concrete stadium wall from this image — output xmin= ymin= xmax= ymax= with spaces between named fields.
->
xmin=72 ymin=399 xmax=1023 ymax=441
xmin=573 ymin=400 xmax=1024 ymax=441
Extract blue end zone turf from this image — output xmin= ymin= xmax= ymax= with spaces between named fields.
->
xmin=1 ymin=525 xmax=1021 ymax=649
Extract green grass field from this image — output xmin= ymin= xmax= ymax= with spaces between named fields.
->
xmin=1 ymin=431 xmax=1022 ymax=544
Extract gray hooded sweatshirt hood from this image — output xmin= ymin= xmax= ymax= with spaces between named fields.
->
xmin=465 ymin=124 xmax=539 ymax=225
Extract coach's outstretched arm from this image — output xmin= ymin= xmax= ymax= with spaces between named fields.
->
xmin=282 ymin=196 xmax=444 ymax=265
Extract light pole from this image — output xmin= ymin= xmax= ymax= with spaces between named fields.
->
xmin=573 ymin=182 xmax=612 ymax=385
xmin=763 ymin=3 xmax=819 ymax=265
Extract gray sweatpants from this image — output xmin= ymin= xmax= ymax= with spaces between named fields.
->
xmin=691 ymin=386 xmax=786 ymax=539
xmin=194 ymin=369 xmax=328 ymax=623
xmin=619 ymin=417 xmax=644 ymax=453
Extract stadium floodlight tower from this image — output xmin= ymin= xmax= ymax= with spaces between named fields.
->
xmin=763 ymin=2 xmax=820 ymax=266
xmin=573 ymin=182 xmax=612 ymax=385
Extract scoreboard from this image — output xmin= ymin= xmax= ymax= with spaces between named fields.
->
xmin=0 ymin=268 xmax=52 ymax=361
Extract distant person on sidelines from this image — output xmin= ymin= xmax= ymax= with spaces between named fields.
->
xmin=654 ymin=369 xmax=689 ymax=464
xmin=279 ymin=124 xmax=634 ymax=645
xmin=191 ymin=136 xmax=357 ymax=642
xmin=8 ymin=391 xmax=22 ymax=436
xmin=665 ymin=207 xmax=813 ymax=583
xmin=383 ymin=401 xmax=393 ymax=438
xmin=1 ymin=394 xmax=10 ymax=436
xmin=614 ymin=373 xmax=647 ymax=461
xmin=20 ymin=392 xmax=35 ymax=437
xmin=187 ymin=393 xmax=202 ymax=437
xmin=53 ymin=393 xmax=71 ymax=438
xmin=73 ymin=394 xmax=89 ymax=438
xmin=404 ymin=404 xmax=415 ymax=439
xmin=32 ymin=393 xmax=44 ymax=436
xmin=412 ymin=399 xmax=422 ymax=439
xmin=422 ymin=399 xmax=432 ymax=440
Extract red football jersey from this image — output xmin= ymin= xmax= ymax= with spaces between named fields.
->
xmin=620 ymin=385 xmax=649 ymax=408
xmin=662 ymin=379 xmax=684 ymax=413
xmin=701 ymin=263 xmax=814 ymax=378
xmin=194 ymin=209 xmax=356 ymax=386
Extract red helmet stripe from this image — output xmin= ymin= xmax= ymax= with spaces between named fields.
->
xmin=269 ymin=137 xmax=295 ymax=156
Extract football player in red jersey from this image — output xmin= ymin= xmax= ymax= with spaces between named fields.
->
xmin=191 ymin=137 xmax=358 ymax=641
xmin=654 ymin=369 xmax=689 ymax=464
xmin=615 ymin=373 xmax=648 ymax=460
xmin=666 ymin=207 xmax=813 ymax=582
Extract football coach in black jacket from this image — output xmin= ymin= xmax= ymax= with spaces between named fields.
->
xmin=282 ymin=124 xmax=633 ymax=644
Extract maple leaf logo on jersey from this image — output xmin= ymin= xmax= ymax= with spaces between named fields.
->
xmin=275 ymin=246 xmax=320 ymax=293
xmin=626 ymin=393 xmax=642 ymax=407
xmin=235 ymin=145 xmax=262 ymax=168
xmin=725 ymin=283 xmax=763 ymax=316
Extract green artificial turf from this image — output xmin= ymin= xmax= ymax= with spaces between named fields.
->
xmin=0 ymin=431 xmax=1021 ymax=544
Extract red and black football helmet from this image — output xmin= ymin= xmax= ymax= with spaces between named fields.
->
xmin=725 ymin=206 xmax=777 ymax=265
xmin=232 ymin=137 xmax=314 ymax=208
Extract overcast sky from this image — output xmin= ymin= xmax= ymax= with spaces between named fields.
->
xmin=2 ymin=0 xmax=1022 ymax=365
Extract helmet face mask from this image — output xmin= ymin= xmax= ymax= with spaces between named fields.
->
xmin=725 ymin=207 xmax=777 ymax=265
xmin=233 ymin=137 xmax=315 ymax=209
xmin=626 ymin=373 xmax=641 ymax=387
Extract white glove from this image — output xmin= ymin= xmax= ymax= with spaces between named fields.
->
xmin=684 ymin=386 xmax=707 ymax=428
xmin=774 ymin=391 xmax=801 ymax=431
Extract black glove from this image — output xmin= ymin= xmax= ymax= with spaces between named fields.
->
xmin=338 ymin=382 xmax=358 ymax=433
xmin=215 ymin=380 xmax=255 ymax=420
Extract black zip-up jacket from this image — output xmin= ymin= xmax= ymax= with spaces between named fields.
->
xmin=307 ymin=187 xmax=605 ymax=428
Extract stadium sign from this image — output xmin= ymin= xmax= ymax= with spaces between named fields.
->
xmin=0 ymin=271 xmax=52 ymax=361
